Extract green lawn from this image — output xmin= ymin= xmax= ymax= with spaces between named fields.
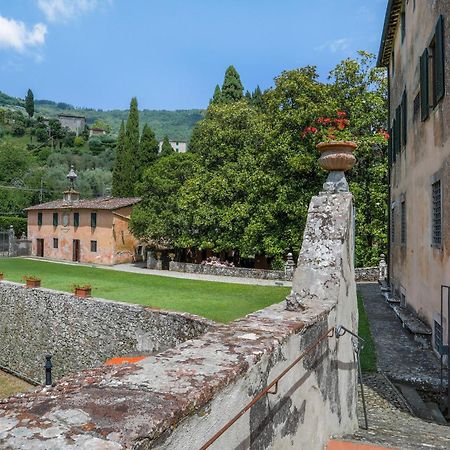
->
xmin=357 ymin=293 xmax=377 ymax=372
xmin=0 ymin=258 xmax=289 ymax=323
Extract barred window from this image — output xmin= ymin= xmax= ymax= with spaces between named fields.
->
xmin=53 ymin=238 xmax=58 ymax=249
xmin=90 ymin=240 xmax=97 ymax=252
xmin=432 ymin=180 xmax=442 ymax=246
xmin=434 ymin=320 xmax=443 ymax=354
xmin=401 ymin=200 xmax=406 ymax=244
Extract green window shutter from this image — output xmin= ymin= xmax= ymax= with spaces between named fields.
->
xmin=38 ymin=212 xmax=42 ymax=226
xmin=91 ymin=212 xmax=97 ymax=228
xmin=435 ymin=15 xmax=445 ymax=104
xmin=420 ymin=48 xmax=430 ymax=121
xmin=53 ymin=212 xmax=58 ymax=227
xmin=388 ymin=126 xmax=393 ymax=165
xmin=74 ymin=212 xmax=79 ymax=227
xmin=392 ymin=118 xmax=397 ymax=161
xmin=395 ymin=105 xmax=401 ymax=152
xmin=402 ymin=91 xmax=407 ymax=146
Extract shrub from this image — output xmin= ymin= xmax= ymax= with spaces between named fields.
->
xmin=0 ymin=216 xmax=27 ymax=236
xmin=11 ymin=123 xmax=25 ymax=137
xmin=74 ymin=136 xmax=85 ymax=147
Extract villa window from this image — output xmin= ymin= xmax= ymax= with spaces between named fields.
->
xmin=401 ymin=90 xmax=407 ymax=146
xmin=432 ymin=180 xmax=442 ymax=246
xmin=421 ymin=15 xmax=445 ymax=121
xmin=53 ymin=238 xmax=58 ymax=249
xmin=401 ymin=200 xmax=406 ymax=244
xmin=90 ymin=240 xmax=97 ymax=252
xmin=91 ymin=212 xmax=97 ymax=228
xmin=74 ymin=212 xmax=79 ymax=228
xmin=53 ymin=212 xmax=58 ymax=227
xmin=37 ymin=212 xmax=42 ymax=227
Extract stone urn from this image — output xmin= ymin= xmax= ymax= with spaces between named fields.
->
xmin=317 ymin=141 xmax=357 ymax=193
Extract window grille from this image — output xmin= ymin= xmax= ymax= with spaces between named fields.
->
xmin=432 ymin=180 xmax=442 ymax=246
xmin=53 ymin=238 xmax=58 ymax=249
xmin=434 ymin=320 xmax=443 ymax=354
xmin=90 ymin=240 xmax=97 ymax=252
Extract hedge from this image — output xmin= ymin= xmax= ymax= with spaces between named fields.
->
xmin=0 ymin=217 xmax=27 ymax=236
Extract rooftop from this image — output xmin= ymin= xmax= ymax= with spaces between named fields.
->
xmin=24 ymin=197 xmax=141 ymax=211
xmin=377 ymin=0 xmax=403 ymax=66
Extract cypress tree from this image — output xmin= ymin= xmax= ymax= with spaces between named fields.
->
xmin=123 ymin=97 xmax=140 ymax=195
xmin=139 ymin=123 xmax=159 ymax=173
xmin=251 ymin=85 xmax=263 ymax=107
xmin=112 ymin=120 xmax=127 ymax=196
xmin=221 ymin=65 xmax=243 ymax=103
xmin=160 ymin=135 xmax=174 ymax=157
xmin=244 ymin=90 xmax=252 ymax=102
xmin=210 ymin=84 xmax=222 ymax=105
xmin=25 ymin=89 xmax=34 ymax=118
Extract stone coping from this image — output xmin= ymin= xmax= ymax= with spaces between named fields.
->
xmin=0 ymin=294 xmax=338 ymax=449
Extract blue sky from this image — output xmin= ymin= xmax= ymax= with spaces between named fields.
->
xmin=0 ymin=0 xmax=387 ymax=110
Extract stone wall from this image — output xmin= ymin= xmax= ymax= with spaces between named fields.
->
xmin=355 ymin=266 xmax=379 ymax=282
xmin=0 ymin=282 xmax=212 ymax=383
xmin=169 ymin=261 xmax=293 ymax=281
xmin=0 ymin=190 xmax=359 ymax=449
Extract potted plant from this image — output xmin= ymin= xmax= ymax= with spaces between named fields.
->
xmin=72 ymin=284 xmax=92 ymax=298
xmin=23 ymin=275 xmax=41 ymax=288
xmin=0 ymin=272 xmax=3 ymax=281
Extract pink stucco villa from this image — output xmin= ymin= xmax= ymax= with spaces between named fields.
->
xmin=25 ymin=189 xmax=141 ymax=265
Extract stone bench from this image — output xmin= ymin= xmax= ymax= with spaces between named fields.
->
xmin=392 ymin=305 xmax=432 ymax=348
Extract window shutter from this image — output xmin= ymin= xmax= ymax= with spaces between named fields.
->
xmin=392 ymin=119 xmax=397 ymax=161
xmin=420 ymin=48 xmax=429 ymax=121
xmin=388 ymin=126 xmax=393 ymax=165
xmin=435 ymin=15 xmax=445 ymax=104
xmin=91 ymin=212 xmax=97 ymax=228
xmin=395 ymin=105 xmax=401 ymax=153
xmin=402 ymin=91 xmax=407 ymax=146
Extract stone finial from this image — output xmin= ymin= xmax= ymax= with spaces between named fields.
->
xmin=284 ymin=252 xmax=296 ymax=276
xmin=317 ymin=141 xmax=357 ymax=193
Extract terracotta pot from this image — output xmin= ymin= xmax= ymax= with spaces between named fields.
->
xmin=25 ymin=279 xmax=41 ymax=288
xmin=74 ymin=287 xmax=91 ymax=298
xmin=317 ymin=141 xmax=357 ymax=172
xmin=0 ymin=273 xmax=3 ymax=281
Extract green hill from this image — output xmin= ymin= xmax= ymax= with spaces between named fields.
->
xmin=0 ymin=91 xmax=204 ymax=141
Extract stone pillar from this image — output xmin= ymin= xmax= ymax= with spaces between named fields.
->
xmin=147 ymin=250 xmax=157 ymax=269
xmin=379 ymin=253 xmax=387 ymax=281
xmin=8 ymin=225 xmax=16 ymax=257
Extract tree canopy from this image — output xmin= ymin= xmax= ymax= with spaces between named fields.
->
xmin=131 ymin=53 xmax=388 ymax=267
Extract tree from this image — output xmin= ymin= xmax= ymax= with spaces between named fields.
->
xmin=25 ymin=89 xmax=34 ymax=118
xmin=123 ymin=97 xmax=140 ymax=194
xmin=251 ymin=85 xmax=263 ymax=107
xmin=91 ymin=119 xmax=111 ymax=132
xmin=221 ymin=65 xmax=243 ymax=103
xmin=159 ymin=135 xmax=174 ymax=157
xmin=139 ymin=124 xmax=159 ymax=172
xmin=112 ymin=120 xmax=127 ymax=196
xmin=210 ymin=84 xmax=222 ymax=105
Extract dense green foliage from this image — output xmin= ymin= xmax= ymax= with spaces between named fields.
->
xmin=220 ymin=65 xmax=244 ymax=103
xmin=159 ymin=135 xmax=174 ymax=157
xmin=0 ymin=91 xmax=203 ymax=141
xmin=112 ymin=121 xmax=126 ymax=196
xmin=25 ymin=89 xmax=34 ymax=118
xmin=0 ymin=216 xmax=27 ymax=235
xmin=131 ymin=54 xmax=388 ymax=267
xmin=0 ymin=258 xmax=288 ymax=323
xmin=138 ymin=124 xmax=159 ymax=175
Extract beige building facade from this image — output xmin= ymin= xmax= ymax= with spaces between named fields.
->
xmin=379 ymin=0 xmax=450 ymax=355
xmin=25 ymin=192 xmax=141 ymax=265
xmin=158 ymin=140 xmax=187 ymax=153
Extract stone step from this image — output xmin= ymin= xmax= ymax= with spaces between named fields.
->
xmin=397 ymin=384 xmax=436 ymax=422
xmin=382 ymin=291 xmax=400 ymax=304
xmin=327 ymin=439 xmax=399 ymax=449
xmin=425 ymin=402 xmax=448 ymax=425
xmin=392 ymin=306 xmax=432 ymax=335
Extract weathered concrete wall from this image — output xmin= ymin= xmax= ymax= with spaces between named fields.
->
xmin=0 ymin=282 xmax=212 ymax=383
xmin=0 ymin=190 xmax=358 ymax=449
xmin=169 ymin=261 xmax=293 ymax=281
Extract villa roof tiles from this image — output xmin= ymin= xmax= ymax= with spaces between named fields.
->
xmin=24 ymin=197 xmax=141 ymax=211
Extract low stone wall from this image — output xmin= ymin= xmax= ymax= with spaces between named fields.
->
xmin=169 ymin=261 xmax=293 ymax=281
xmin=0 ymin=190 xmax=358 ymax=449
xmin=355 ymin=266 xmax=379 ymax=282
xmin=0 ymin=282 xmax=212 ymax=383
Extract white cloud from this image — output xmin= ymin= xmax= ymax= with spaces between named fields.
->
xmin=0 ymin=15 xmax=47 ymax=52
xmin=316 ymin=38 xmax=350 ymax=53
xmin=37 ymin=0 xmax=110 ymax=23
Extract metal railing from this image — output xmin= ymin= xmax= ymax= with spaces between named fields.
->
xmin=200 ymin=325 xmax=365 ymax=450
